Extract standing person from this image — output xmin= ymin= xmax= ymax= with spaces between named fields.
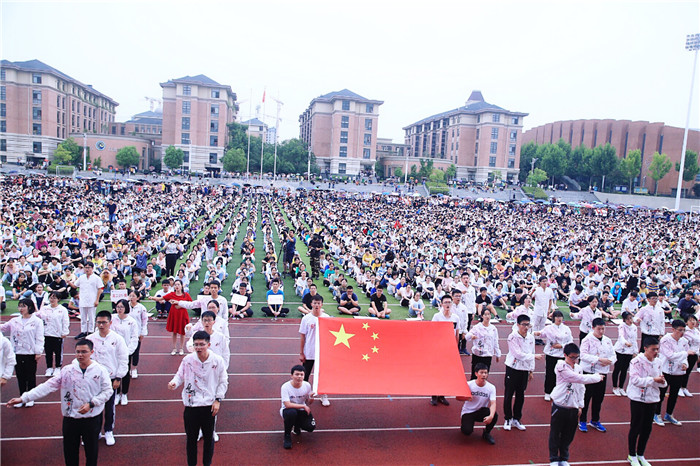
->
xmin=87 ymin=311 xmax=128 ymax=446
xmin=531 ymin=276 xmax=555 ymax=345
xmin=465 ymin=308 xmax=501 ymax=378
xmin=627 ymin=337 xmax=666 ymax=466
xmin=5 ymin=339 xmax=113 ymax=466
xmin=612 ymin=311 xmax=638 ymax=396
xmin=281 ymin=364 xmax=317 ymax=449
xmin=503 ymin=314 xmax=543 ymax=431
xmin=680 ymin=314 xmax=699 ymax=397
xmin=578 ymin=318 xmax=616 ymax=433
xmin=164 ymin=235 xmax=182 ymax=278
xmin=654 ymin=319 xmax=691 ymax=426
xmin=168 ymin=331 xmax=228 ymax=466
xmin=204 ymin=228 xmax=217 ymax=267
xmin=299 ymin=295 xmax=330 ymax=406
xmin=548 ymin=343 xmax=605 ymax=466
xmin=0 ymin=298 xmax=44 ymax=406
xmin=456 ymin=363 xmax=498 ymax=445
xmin=431 ymin=294 xmax=462 ymax=406
xmin=455 ymin=272 xmax=477 ymax=332
xmin=110 ymin=300 xmax=139 ymax=406
xmin=155 ymin=279 xmax=191 ymax=355
xmin=308 ymin=233 xmax=323 ymax=279
xmin=36 ymin=292 xmax=70 ymax=376
xmin=68 ymin=262 xmax=103 ymax=339
xmin=452 ymin=290 xmax=470 ymax=355
xmin=536 ymin=310 xmax=573 ymax=401
xmin=635 ymin=292 xmax=664 ymax=352
xmin=127 ymin=290 xmax=149 ymax=378
xmin=0 ymin=332 xmax=16 ymax=388
xmin=282 ymin=230 xmax=296 ymax=277
xmin=571 ymin=296 xmax=603 ymax=343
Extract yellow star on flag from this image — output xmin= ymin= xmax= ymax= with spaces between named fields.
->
xmin=330 ymin=324 xmax=355 ymax=348
xmin=362 ymin=323 xmax=370 ymax=330
xmin=362 ymin=354 xmax=370 ymax=361
xmin=371 ymin=346 xmax=379 ymax=353
xmin=371 ymin=332 xmax=379 ymax=341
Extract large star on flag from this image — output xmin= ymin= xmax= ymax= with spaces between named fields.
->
xmin=330 ymin=324 xmax=355 ymax=348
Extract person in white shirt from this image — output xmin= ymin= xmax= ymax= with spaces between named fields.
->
xmin=626 ymin=337 xmax=667 ymax=466
xmin=654 ymin=319 xmax=692 ymax=426
xmin=299 ymin=295 xmax=330 ymax=406
xmin=175 ymin=280 xmax=230 ymax=322
xmin=0 ymin=333 xmax=16 ymax=387
xmin=110 ymin=299 xmax=139 ymax=406
xmin=68 ymin=262 xmax=104 ymax=339
xmin=621 ymin=290 xmax=640 ymax=316
xmin=455 ymin=272 xmax=477 ymax=331
xmin=571 ymin=296 xmax=607 ymax=343
xmin=430 ymin=294 xmax=463 ymax=407
xmin=634 ymin=292 xmax=664 ymax=352
xmin=281 ymin=364 xmax=317 ymax=450
xmin=503 ymin=314 xmax=543 ymax=431
xmin=168 ymin=330 xmax=228 ymax=466
xmin=6 ymin=339 xmax=113 ymax=466
xmin=456 ymin=363 xmax=498 ymax=445
xmin=127 ymin=291 xmax=149 ymax=379
xmin=578 ymin=318 xmax=616 ymax=434
xmin=466 ymin=308 xmax=501 ymax=378
xmin=535 ymin=310 xmax=573 ymax=401
xmin=87 ymin=310 xmax=129 ymax=446
xmin=0 ymin=298 xmax=44 ymax=405
xmin=612 ymin=311 xmax=638 ymax=396
xmin=451 ymin=289 xmax=470 ymax=355
xmin=35 ymin=291 xmax=70 ymax=376
xmin=680 ymin=314 xmax=699 ymax=397
xmin=531 ymin=276 xmax=555 ymax=345
xmin=548 ymin=343 xmax=604 ymax=466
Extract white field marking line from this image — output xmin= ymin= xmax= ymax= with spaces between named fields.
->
xmin=501 ymin=459 xmax=700 ymax=466
xmin=137 ymin=352 xmax=299 ymax=356
xmin=141 ymin=336 xmax=299 ymax=340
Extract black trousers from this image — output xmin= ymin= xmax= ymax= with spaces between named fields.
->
xmin=45 ymin=336 xmax=63 ymax=369
xmin=165 ymin=253 xmax=179 ymax=277
xmin=682 ymin=354 xmax=698 ymax=388
xmin=261 ymin=306 xmax=289 ymax=317
xmin=282 ymin=408 xmax=316 ymax=435
xmin=15 ymin=354 xmax=37 ymax=395
xmin=629 ymin=400 xmax=655 ymax=456
xmin=302 ymin=359 xmax=315 ymax=382
xmin=503 ymin=366 xmax=529 ymax=421
xmin=63 ymin=413 xmax=102 ymax=466
xmin=118 ymin=357 xmax=133 ymax=395
xmin=103 ymin=382 xmax=117 ymax=432
xmin=656 ymin=373 xmax=682 ymax=415
xmin=578 ymin=331 xmax=588 ymax=344
xmin=549 ymin=404 xmax=578 ymax=462
xmin=461 ymin=407 xmax=497 ymax=435
xmin=184 ymin=406 xmax=215 ymax=466
xmin=470 ymin=355 xmax=492 ymax=380
xmin=580 ymin=373 xmax=606 ymax=423
xmin=132 ymin=340 xmax=142 ymax=367
xmin=545 ymin=355 xmax=564 ymax=395
xmin=612 ymin=353 xmax=634 ymax=388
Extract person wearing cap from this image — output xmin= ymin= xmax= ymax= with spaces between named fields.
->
xmin=634 ymin=292 xmax=664 ymax=353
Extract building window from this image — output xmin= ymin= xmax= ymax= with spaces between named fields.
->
xmin=341 ymin=116 xmax=349 ymax=128
xmin=33 ymin=123 xmax=41 ymax=135
xmin=338 ymin=162 xmax=347 ymax=174
xmin=490 ymin=142 xmax=497 ymax=154
xmin=476 ymin=115 xmax=481 ymax=123
xmin=120 ymin=126 xmax=125 ymax=136
xmin=33 ymin=142 xmax=42 ymax=153
xmin=0 ymin=139 xmax=5 ymax=151
xmin=475 ymin=128 xmax=480 ymax=139
xmin=492 ymin=114 xmax=501 ymax=123
xmin=0 ymin=121 xmax=5 ymax=132
xmin=210 ymin=120 xmax=219 ymax=132
xmin=183 ymin=85 xmax=191 ymax=96
xmin=491 ymin=127 xmax=499 ymax=139
xmin=182 ymin=117 xmax=190 ymax=130
xmin=182 ymin=101 xmax=191 ymax=114
xmin=183 ymin=151 xmax=189 ymax=163
xmin=512 ymin=117 xmax=519 ymax=125
xmin=363 ymin=134 xmax=371 ymax=146
xmin=211 ymin=90 xmax=220 ymax=98
xmin=340 ymin=131 xmax=348 ymax=144
xmin=0 ymin=70 xmax=4 ymax=81
xmin=210 ymin=135 xmax=218 ymax=146
xmin=366 ymin=104 xmax=373 ymax=113
xmin=181 ymin=133 xmax=190 ymax=144
xmin=111 ymin=125 xmax=116 ymax=135
xmin=33 ymin=108 xmax=42 ymax=120
xmin=363 ymin=148 xmax=371 ymax=159
xmin=508 ymin=158 xmax=515 ymax=168
xmin=209 ymin=153 xmax=217 ymax=164
xmin=510 ymin=130 xmax=517 ymax=141
xmin=339 ymin=146 xmax=347 ymax=157
xmin=0 ymin=103 xmax=4 ymax=117
xmin=32 ymin=73 xmax=42 ymax=84
xmin=211 ymin=104 xmax=219 ymax=116
xmin=0 ymin=86 xmax=5 ymax=101
xmin=509 ymin=144 xmax=516 ymax=156
xmin=342 ymin=100 xmax=350 ymax=111
xmin=365 ymin=118 xmax=372 ymax=131
xmin=489 ymin=156 xmax=496 ymax=167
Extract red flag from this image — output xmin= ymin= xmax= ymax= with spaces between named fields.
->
xmin=314 ymin=318 xmax=470 ymax=397
xmin=262 ymin=90 xmax=266 ymax=103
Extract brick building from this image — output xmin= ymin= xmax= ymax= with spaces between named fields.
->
xmin=522 ymin=120 xmax=700 ymax=195
xmin=403 ymin=91 xmax=527 ymax=183
xmin=376 ymin=137 xmax=411 ymax=178
xmin=0 ymin=59 xmax=117 ymax=165
xmin=299 ymin=89 xmax=382 ymax=176
xmin=160 ymin=75 xmax=237 ymax=174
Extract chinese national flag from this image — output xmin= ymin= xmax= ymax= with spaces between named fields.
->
xmin=314 ymin=318 xmax=470 ymax=397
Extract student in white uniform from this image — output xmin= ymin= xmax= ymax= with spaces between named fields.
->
xmin=280 ymin=364 xmax=317 ymax=450
xmin=456 ymin=363 xmax=497 ymax=445
xmin=35 ymin=291 xmax=70 ymax=376
xmin=654 ymin=319 xmax=691 ymax=426
xmin=536 ymin=310 xmax=573 ymax=401
xmin=431 ymin=294 xmax=462 ymax=406
xmin=0 ymin=333 xmax=16 ymax=387
xmin=612 ymin=311 xmax=638 ymax=396
xmin=298 ymin=295 xmax=330 ymax=406
xmin=578 ymin=318 xmax=616 ymax=434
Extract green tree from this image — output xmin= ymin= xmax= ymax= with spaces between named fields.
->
xmin=52 ymin=146 xmax=73 ymax=166
xmin=222 ymin=148 xmax=246 ymax=173
xmin=566 ymin=144 xmax=592 ymax=181
xmin=527 ymin=168 xmax=548 ymax=186
xmin=92 ymin=156 xmax=102 ymax=169
xmin=55 ymin=137 xmax=89 ymax=169
xmin=115 ymin=146 xmax=140 ymax=168
xmin=590 ymin=143 xmax=618 ymax=191
xmin=538 ymin=143 xmax=566 ymax=185
xmin=410 ymin=164 xmax=418 ymax=176
xmin=519 ymin=141 xmax=538 ymax=183
xmin=491 ymin=169 xmax=502 ymax=181
xmin=394 ymin=167 xmax=403 ymax=179
xmin=556 ymin=138 xmax=572 ymax=159
xmin=226 ymin=122 xmax=250 ymax=151
xmin=163 ymin=145 xmax=184 ymax=170
xmin=429 ymin=168 xmax=445 ymax=183
xmin=675 ymin=149 xmax=700 ymax=183
xmin=446 ymin=163 xmax=457 ymax=181
xmin=276 ymin=139 xmax=316 ymax=174
xmin=648 ymin=152 xmax=673 ymax=195
xmin=418 ymin=159 xmax=434 ymax=179
xmin=619 ymin=149 xmax=642 ymax=193
xmin=374 ymin=160 xmax=384 ymax=179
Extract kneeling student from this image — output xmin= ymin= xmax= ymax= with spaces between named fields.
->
xmin=281 ymin=364 xmax=317 ymax=449
xmin=457 ymin=363 xmax=498 ymax=445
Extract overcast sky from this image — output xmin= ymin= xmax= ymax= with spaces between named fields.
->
xmin=2 ymin=0 xmax=699 ymax=144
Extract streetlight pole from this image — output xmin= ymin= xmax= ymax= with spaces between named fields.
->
xmin=675 ymin=33 xmax=700 ymax=211
xmin=82 ymin=133 xmax=87 ymax=171
xmin=404 ymin=148 xmax=409 ymax=184
xmin=530 ymin=157 xmax=538 ymax=175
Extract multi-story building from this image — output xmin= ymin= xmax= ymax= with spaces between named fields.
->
xmin=299 ymin=89 xmax=382 ymax=176
xmin=241 ymin=117 xmax=269 ymax=142
xmin=0 ymin=59 xmax=118 ymax=165
xmin=522 ymin=119 xmax=700 ymax=196
xmin=376 ymin=137 xmax=411 ymax=178
xmin=160 ymin=75 xmax=237 ymax=174
xmin=403 ymin=91 xmax=527 ymax=182
xmin=111 ymin=109 xmax=162 ymax=142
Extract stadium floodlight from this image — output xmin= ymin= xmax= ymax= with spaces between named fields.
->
xmin=675 ymin=33 xmax=700 ymax=211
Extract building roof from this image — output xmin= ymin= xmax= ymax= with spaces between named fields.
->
xmin=0 ymin=59 xmax=118 ymax=105
xmin=312 ymin=88 xmax=383 ymax=105
xmin=242 ymin=118 xmax=266 ymax=126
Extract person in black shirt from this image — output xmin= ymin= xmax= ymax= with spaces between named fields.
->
xmin=369 ymin=285 xmax=390 ymax=319
xmin=308 ymin=234 xmax=323 ymax=279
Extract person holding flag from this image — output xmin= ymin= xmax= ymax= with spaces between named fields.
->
xmin=430 ymin=294 xmax=462 ymax=406
xmin=457 ymin=363 xmax=498 ymax=445
xmin=281 ymin=364 xmax=317 ymax=450
xmin=299 ymin=295 xmax=330 ymax=406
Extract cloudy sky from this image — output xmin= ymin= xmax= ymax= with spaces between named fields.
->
xmin=2 ymin=0 xmax=699 ymax=143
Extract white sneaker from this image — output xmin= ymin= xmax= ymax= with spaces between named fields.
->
xmin=45 ymin=368 xmax=53 ymax=376
xmin=25 ymin=401 xmax=34 ymax=407
xmin=131 ymin=369 xmax=138 ymax=379
xmin=197 ymin=430 xmax=203 ymax=441
xmin=613 ymin=387 xmax=621 ymax=396
xmin=104 ymin=431 xmax=115 ymax=446
xmin=171 ymin=349 xmax=177 ymax=355
xmin=697 ymin=367 xmax=700 ymax=374
xmin=619 ymin=388 xmax=627 ymax=396
xmin=511 ymin=419 xmax=526 ymax=431
xmin=115 ymin=394 xmax=121 ymax=405
xmin=682 ymin=388 xmax=693 ymax=397
xmin=321 ymin=394 xmax=330 ymax=406
xmin=213 ymin=432 xmax=219 ymax=442
xmin=678 ymin=388 xmax=685 ymax=397
xmin=544 ymin=393 xmax=551 ymax=401
xmin=120 ymin=395 xmax=128 ymax=406
xmin=179 ymin=350 xmax=184 ymax=356
xmin=13 ymin=402 xmax=24 ymax=408
xmin=627 ymin=455 xmax=641 ymax=466
xmin=637 ymin=456 xmax=652 ymax=466
xmin=550 ymin=462 xmax=559 ymax=466
xmin=503 ymin=419 xmax=512 ymax=431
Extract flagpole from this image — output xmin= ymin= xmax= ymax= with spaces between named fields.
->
xmin=260 ymin=88 xmax=265 ymax=180
xmin=246 ymin=88 xmax=251 ymax=180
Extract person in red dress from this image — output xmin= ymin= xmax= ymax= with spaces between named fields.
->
xmin=155 ymin=279 xmax=191 ymax=355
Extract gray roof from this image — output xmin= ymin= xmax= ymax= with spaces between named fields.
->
xmin=132 ymin=110 xmax=162 ymax=118
xmin=312 ymin=88 xmax=383 ymax=105
xmin=242 ymin=118 xmax=266 ymax=126
xmin=404 ymin=92 xmax=527 ymax=128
